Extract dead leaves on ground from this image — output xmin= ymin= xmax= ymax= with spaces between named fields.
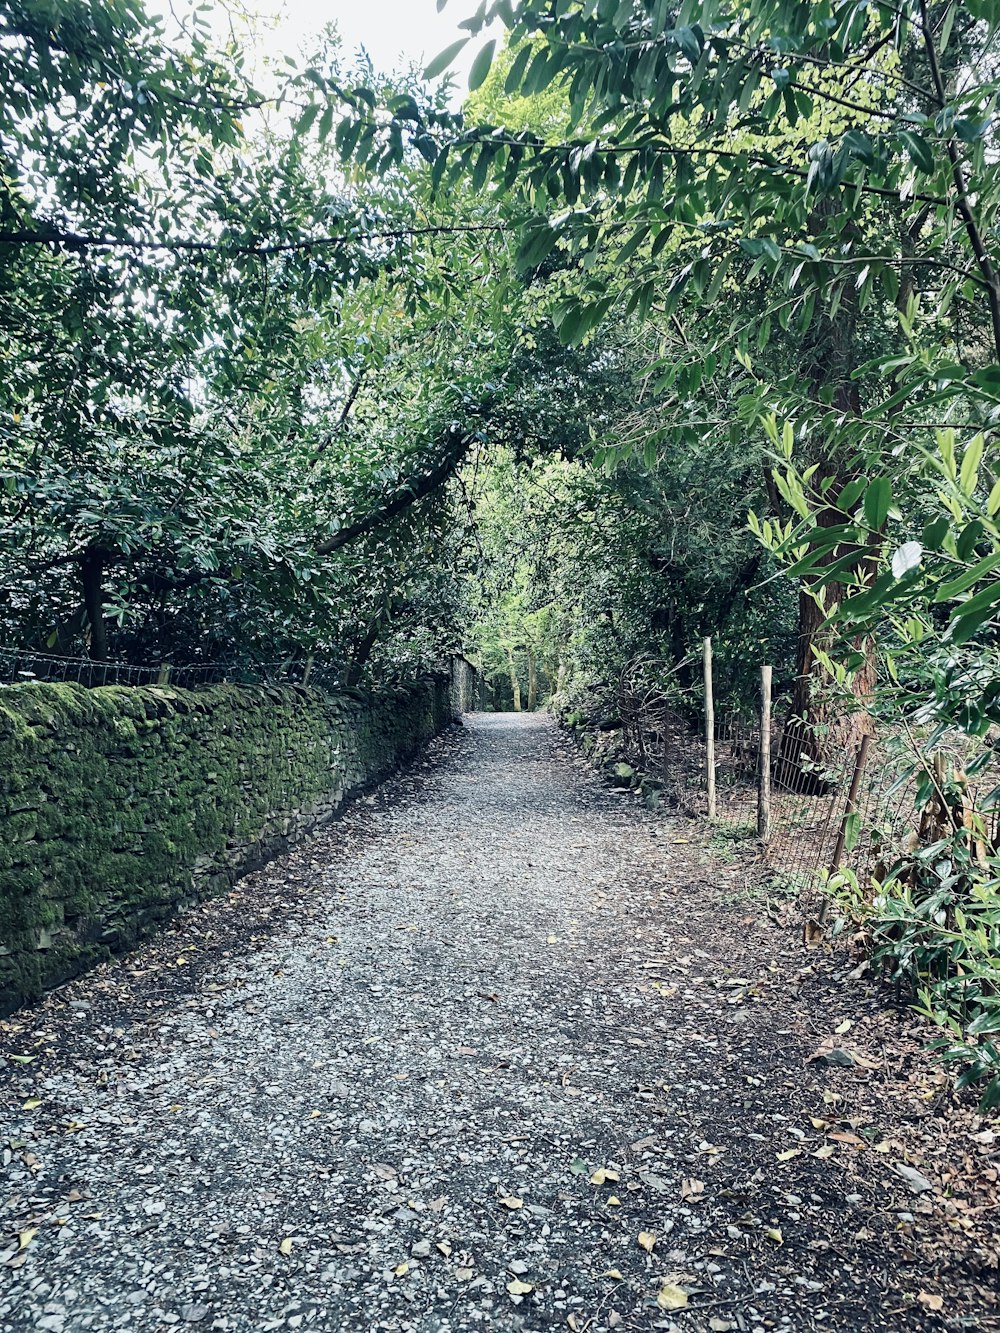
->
xmin=656 ymin=1281 xmax=689 ymax=1310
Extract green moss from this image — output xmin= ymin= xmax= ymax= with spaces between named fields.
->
xmin=0 ymin=675 xmax=452 ymax=1012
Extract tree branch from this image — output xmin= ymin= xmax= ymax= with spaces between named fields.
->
xmin=316 ymin=427 xmax=470 ymax=555
xmin=919 ymin=0 xmax=1000 ymax=361
xmin=0 ymin=223 xmax=506 ymax=256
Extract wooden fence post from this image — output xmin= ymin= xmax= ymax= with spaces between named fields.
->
xmin=302 ymin=655 xmax=314 ymax=688
xmin=703 ymin=636 xmax=716 ymax=819
xmin=156 ymin=663 xmax=172 ymax=686
xmin=758 ymin=664 xmax=772 ymax=844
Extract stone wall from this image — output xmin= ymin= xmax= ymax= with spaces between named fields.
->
xmin=0 ymin=676 xmax=453 ymax=1013
xmin=449 ymin=657 xmax=481 ymax=715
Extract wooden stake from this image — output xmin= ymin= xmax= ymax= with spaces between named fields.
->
xmin=156 ymin=663 xmax=172 ymax=686
xmin=758 ymin=664 xmax=772 ymax=844
xmin=703 ymin=636 xmax=716 ymax=819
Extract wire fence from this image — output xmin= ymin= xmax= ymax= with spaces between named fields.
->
xmin=596 ymin=645 xmax=1000 ymax=897
xmin=0 ymin=645 xmax=349 ymax=693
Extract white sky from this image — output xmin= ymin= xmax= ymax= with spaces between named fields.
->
xmin=268 ymin=0 xmax=487 ymax=79
xmin=159 ymin=0 xmax=497 ymax=88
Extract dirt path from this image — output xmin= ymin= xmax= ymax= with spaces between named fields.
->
xmin=2 ymin=714 xmax=996 ymax=1332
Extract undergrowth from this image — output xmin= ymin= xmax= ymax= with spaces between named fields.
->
xmin=826 ymin=822 xmax=1000 ymax=1112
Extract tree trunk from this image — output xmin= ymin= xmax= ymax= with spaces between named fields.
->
xmin=80 ymin=548 xmax=108 ymax=662
xmin=526 ymin=647 xmax=538 ymax=711
xmin=780 ymin=581 xmax=876 ymax=790
xmin=345 ymin=610 xmax=386 ymax=688
xmin=506 ymin=648 xmax=522 ymax=712
xmin=780 ymin=201 xmax=877 ymax=782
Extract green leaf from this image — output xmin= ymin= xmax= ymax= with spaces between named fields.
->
xmin=863 ymin=477 xmax=891 ymax=530
xmin=504 ymin=43 xmax=533 ymax=95
xmin=958 ymin=434 xmax=984 ymax=497
xmin=898 ymin=129 xmax=936 ymax=174
xmin=951 ymin=579 xmax=1000 ymax=621
xmin=423 ymin=38 xmax=469 ymax=81
xmin=938 ymin=554 xmax=1000 ymax=602
xmin=468 ymin=40 xmax=497 ymax=92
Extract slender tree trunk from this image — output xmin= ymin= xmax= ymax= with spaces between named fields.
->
xmin=80 ymin=548 xmax=108 ymax=662
xmin=345 ymin=610 xmax=386 ymax=688
xmin=506 ymin=648 xmax=522 ymax=712
xmin=526 ymin=647 xmax=538 ymax=712
xmin=781 ymin=202 xmax=877 ymax=780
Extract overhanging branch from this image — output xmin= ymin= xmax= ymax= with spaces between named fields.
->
xmin=316 ymin=427 xmax=470 ymax=555
xmin=0 ymin=223 xmax=505 ymax=256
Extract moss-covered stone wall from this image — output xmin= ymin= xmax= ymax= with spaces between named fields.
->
xmin=0 ymin=677 xmax=452 ymax=1012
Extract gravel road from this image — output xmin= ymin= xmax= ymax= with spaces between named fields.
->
xmin=2 ymin=714 xmax=994 ymax=1332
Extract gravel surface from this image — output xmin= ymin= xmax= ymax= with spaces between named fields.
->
xmin=2 ymin=713 xmax=997 ymax=1332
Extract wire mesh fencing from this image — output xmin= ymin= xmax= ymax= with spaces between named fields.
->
xmin=0 ymin=645 xmax=349 ymax=694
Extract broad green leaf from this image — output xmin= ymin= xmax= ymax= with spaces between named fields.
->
xmin=898 ymin=129 xmax=936 ymax=174
xmin=468 ymin=40 xmax=497 ymax=92
xmin=863 ymin=477 xmax=891 ymax=530
xmin=423 ymin=38 xmax=469 ymax=81
xmin=958 ymin=434 xmax=984 ymax=497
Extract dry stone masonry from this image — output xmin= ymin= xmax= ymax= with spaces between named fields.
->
xmin=0 ymin=673 xmax=462 ymax=1012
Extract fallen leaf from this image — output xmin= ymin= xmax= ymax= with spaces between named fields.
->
xmin=812 ymin=1145 xmax=836 ymax=1159
xmin=507 ymin=1279 xmax=533 ymax=1296
xmin=278 ymin=1238 xmax=293 ymax=1256
xmin=499 ymin=1195 xmax=523 ymax=1210
xmin=681 ymin=1177 xmax=705 ymax=1202
xmin=765 ymin=1227 xmax=783 ymax=1245
xmin=776 ymin=1149 xmax=801 ymax=1162
xmin=657 ymin=1283 xmax=689 ymax=1310
xmin=807 ymin=1039 xmax=878 ymax=1069
xmin=803 ymin=918 xmax=824 ymax=948
xmin=373 ymin=1164 xmax=397 ymax=1181
xmin=607 ymin=1195 xmax=621 ymax=1206
xmin=637 ymin=1231 xmax=656 ymax=1253
xmin=18 ymin=1229 xmax=37 ymax=1250
xmin=21 ymin=1098 xmax=42 ymax=1111
xmin=893 ymin=1163 xmax=934 ymax=1195
xmin=436 ymin=1241 xmax=452 ymax=1257
xmin=455 ymin=1267 xmax=474 ymax=1281
xmin=835 ymin=1019 xmax=853 ymax=1034
xmin=918 ymin=1292 xmax=944 ymax=1312
xmin=8 ymin=1055 xmax=35 ymax=1065
xmin=602 ymin=1269 xmax=623 ymax=1280
xmin=590 ymin=1167 xmax=620 ymax=1186
xmin=394 ymin=1262 xmax=409 ymax=1277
